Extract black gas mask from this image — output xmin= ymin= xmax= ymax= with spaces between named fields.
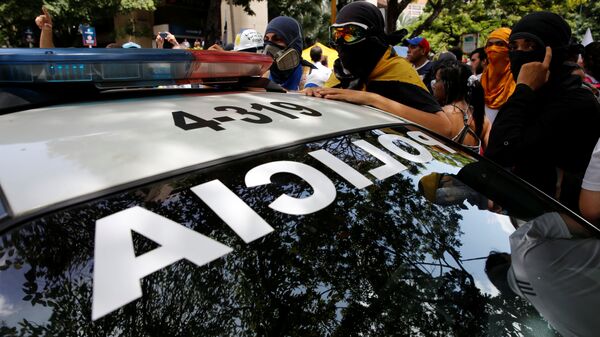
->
xmin=263 ymin=38 xmax=301 ymax=80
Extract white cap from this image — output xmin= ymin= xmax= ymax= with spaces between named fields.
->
xmin=122 ymin=42 xmax=141 ymax=49
xmin=234 ymin=29 xmax=264 ymax=52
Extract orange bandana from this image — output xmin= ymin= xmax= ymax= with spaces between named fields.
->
xmin=481 ymin=28 xmax=516 ymax=109
xmin=488 ymin=27 xmax=511 ymax=43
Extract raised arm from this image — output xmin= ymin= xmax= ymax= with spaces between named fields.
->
xmin=35 ymin=6 xmax=54 ymax=48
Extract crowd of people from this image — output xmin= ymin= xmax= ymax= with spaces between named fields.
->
xmin=269 ymin=9 xmax=600 ymax=334
xmin=301 ymin=3 xmax=600 ymax=228
xmin=299 ymin=5 xmax=599 ymax=336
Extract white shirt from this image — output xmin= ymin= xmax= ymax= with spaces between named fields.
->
xmin=508 ymin=212 xmax=600 ymax=337
xmin=304 ymin=62 xmax=332 ymax=88
xmin=484 ymin=105 xmax=499 ymax=125
xmin=582 ymin=138 xmax=600 ymax=192
xmin=469 ymin=73 xmax=482 ymax=82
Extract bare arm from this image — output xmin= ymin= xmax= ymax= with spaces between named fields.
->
xmin=40 ymin=27 xmax=54 ymax=48
xmin=35 ymin=7 xmax=54 ymax=48
xmin=481 ymin=116 xmax=491 ymax=149
xmin=304 ymin=87 xmax=451 ymax=137
xmin=580 ymin=189 xmax=600 ymax=225
xmin=558 ymin=213 xmax=594 ymax=237
xmin=370 ymin=93 xmax=451 ymax=137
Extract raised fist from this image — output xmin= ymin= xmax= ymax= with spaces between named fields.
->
xmin=35 ymin=6 xmax=53 ymax=30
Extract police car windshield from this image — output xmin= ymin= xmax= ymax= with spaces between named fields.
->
xmin=1 ymin=125 xmax=586 ymax=335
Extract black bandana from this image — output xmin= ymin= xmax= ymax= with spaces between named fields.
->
xmin=508 ymin=49 xmax=546 ymax=81
xmin=334 ymin=2 xmax=388 ymax=81
xmin=509 ymin=11 xmax=571 ymax=73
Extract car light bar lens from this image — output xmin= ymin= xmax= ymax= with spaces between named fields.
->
xmin=0 ymin=48 xmax=272 ymax=86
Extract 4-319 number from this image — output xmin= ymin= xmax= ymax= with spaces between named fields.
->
xmin=172 ymin=101 xmax=322 ymax=132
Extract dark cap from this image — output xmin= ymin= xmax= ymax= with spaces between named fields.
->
xmin=335 ymin=1 xmax=385 ymax=40
xmin=510 ymin=11 xmax=571 ymax=49
xmin=265 ymin=16 xmax=303 ymax=53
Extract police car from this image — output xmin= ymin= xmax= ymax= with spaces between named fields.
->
xmin=0 ymin=48 xmax=597 ymax=336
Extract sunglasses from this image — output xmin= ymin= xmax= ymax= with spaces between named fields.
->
xmin=329 ymin=22 xmax=369 ymax=46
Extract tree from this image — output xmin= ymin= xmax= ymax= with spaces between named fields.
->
xmin=385 ymin=0 xmax=412 ymax=33
xmin=268 ymin=0 xmax=331 ymax=46
xmin=0 ymin=0 xmax=160 ymax=47
xmin=0 ymin=0 xmax=334 ymax=49
xmin=409 ymin=0 xmax=461 ymax=39
xmin=404 ymin=0 xmax=600 ymax=53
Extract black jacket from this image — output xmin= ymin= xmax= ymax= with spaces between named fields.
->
xmin=485 ymin=72 xmax=600 ymax=212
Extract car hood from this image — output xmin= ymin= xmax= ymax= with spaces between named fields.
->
xmin=0 ymin=91 xmax=403 ymax=217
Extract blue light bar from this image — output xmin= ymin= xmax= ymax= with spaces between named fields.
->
xmin=0 ymin=48 xmax=272 ymax=87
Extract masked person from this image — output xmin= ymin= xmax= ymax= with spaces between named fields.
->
xmin=263 ymin=16 xmax=313 ymax=91
xmin=304 ymin=2 xmax=451 ymax=138
xmin=485 ymin=12 xmax=600 ymax=213
xmin=480 ymin=28 xmax=516 ymax=124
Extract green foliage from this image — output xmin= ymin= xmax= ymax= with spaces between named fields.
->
xmin=0 ymin=0 xmax=333 ymax=48
xmin=0 ymin=0 xmax=43 ymax=46
xmin=118 ymin=0 xmax=158 ymax=12
xmin=268 ymin=0 xmax=331 ymax=46
xmin=0 ymin=0 xmax=160 ymax=47
xmin=404 ymin=0 xmax=600 ymax=54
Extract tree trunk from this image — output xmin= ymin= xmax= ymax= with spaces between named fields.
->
xmin=206 ymin=0 xmax=222 ymax=46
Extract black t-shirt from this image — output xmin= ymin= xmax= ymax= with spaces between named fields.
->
xmin=486 ymin=74 xmax=600 ymax=211
xmin=327 ymin=47 xmax=441 ymax=114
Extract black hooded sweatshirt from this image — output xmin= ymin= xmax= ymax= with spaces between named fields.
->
xmin=330 ymin=2 xmax=441 ymax=114
xmin=486 ymin=12 xmax=600 ymax=212
xmin=486 ymin=74 xmax=600 ymax=212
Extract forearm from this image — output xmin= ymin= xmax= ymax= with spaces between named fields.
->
xmin=370 ymin=93 xmax=451 ymax=137
xmin=40 ymin=28 xmax=54 ymax=48
xmin=482 ymin=118 xmax=491 ymax=149
xmin=580 ymin=189 xmax=600 ymax=225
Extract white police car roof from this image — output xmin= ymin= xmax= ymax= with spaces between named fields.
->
xmin=0 ymin=92 xmax=403 ymax=217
